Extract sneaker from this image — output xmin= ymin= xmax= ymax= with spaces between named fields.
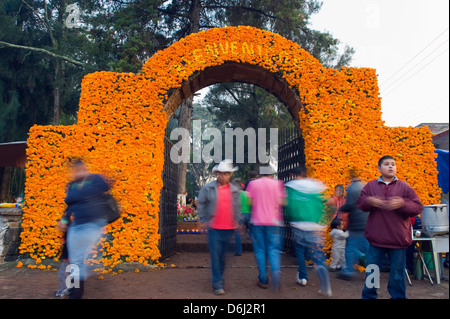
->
xmin=296 ymin=272 xmax=308 ymax=286
xmin=315 ymin=265 xmax=332 ymax=298
xmin=328 ymin=267 xmax=337 ymax=272
xmin=359 ymin=255 xmax=368 ymax=268
xmin=296 ymin=278 xmax=308 ymax=286
xmin=55 ymin=288 xmax=69 ymax=298
xmin=337 ymin=272 xmax=351 ymax=281
xmin=257 ymin=280 xmax=269 ymax=289
xmin=318 ymin=288 xmax=332 ymax=297
xmin=214 ymin=288 xmax=225 ymax=295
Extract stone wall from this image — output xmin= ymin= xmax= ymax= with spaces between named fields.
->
xmin=0 ymin=207 xmax=23 ymax=263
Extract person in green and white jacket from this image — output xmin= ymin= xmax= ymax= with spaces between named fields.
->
xmin=285 ymin=166 xmax=332 ymax=297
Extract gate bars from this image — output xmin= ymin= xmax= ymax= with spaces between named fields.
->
xmin=278 ymin=127 xmax=306 ymax=255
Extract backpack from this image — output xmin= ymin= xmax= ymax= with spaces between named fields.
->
xmin=103 ymin=192 xmax=121 ymax=224
xmin=90 ymin=192 xmax=121 ymax=224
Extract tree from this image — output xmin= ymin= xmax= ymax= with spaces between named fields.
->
xmin=186 ymin=103 xmax=217 ymax=194
xmin=1 ymin=0 xmax=54 ymax=142
xmin=201 ymin=82 xmax=294 ymax=179
xmin=1 ymin=0 xmax=355 ymax=192
xmin=0 ymin=0 xmax=105 ymax=143
xmin=0 ymin=0 xmax=163 ymax=139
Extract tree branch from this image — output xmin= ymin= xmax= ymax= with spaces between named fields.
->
xmin=0 ymin=41 xmax=86 ymax=68
xmin=43 ymin=0 xmax=57 ymax=47
xmin=220 ymin=83 xmax=244 ymax=107
xmin=206 ymin=5 xmax=284 ymax=22
xmin=21 ymin=0 xmax=57 ymax=47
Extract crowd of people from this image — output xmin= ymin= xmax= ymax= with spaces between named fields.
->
xmin=197 ymin=156 xmax=423 ymax=299
xmin=56 ymin=155 xmax=424 ymax=299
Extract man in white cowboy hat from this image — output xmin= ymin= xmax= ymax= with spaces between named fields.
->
xmin=197 ymin=159 xmax=242 ymax=295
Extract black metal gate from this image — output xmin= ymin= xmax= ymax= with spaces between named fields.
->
xmin=278 ymin=127 xmax=305 ymax=182
xmin=158 ymin=137 xmax=179 ymax=260
xmin=278 ymin=127 xmax=305 ymax=254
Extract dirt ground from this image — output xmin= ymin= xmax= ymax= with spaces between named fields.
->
xmin=0 ymin=248 xmax=448 ymax=300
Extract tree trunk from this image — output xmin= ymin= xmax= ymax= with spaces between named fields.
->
xmin=189 ymin=0 xmax=201 ymax=34
xmin=177 ymin=96 xmax=194 ymax=195
xmin=53 ymin=61 xmax=62 ymax=125
xmin=176 ymin=0 xmax=201 ymax=195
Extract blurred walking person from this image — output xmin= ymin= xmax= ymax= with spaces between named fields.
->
xmin=327 ymin=184 xmax=348 ymax=229
xmin=55 ymin=208 xmax=71 ymax=298
xmin=285 ymin=167 xmax=332 ymax=297
xmin=337 ymin=169 xmax=369 ymax=281
xmin=197 ymin=160 xmax=242 ymax=295
xmin=233 ymin=179 xmax=251 ymax=256
xmin=246 ymin=167 xmax=286 ymax=291
xmin=57 ymin=159 xmax=110 ymax=299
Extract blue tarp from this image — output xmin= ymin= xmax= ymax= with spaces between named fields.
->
xmin=435 ymin=149 xmax=449 ymax=194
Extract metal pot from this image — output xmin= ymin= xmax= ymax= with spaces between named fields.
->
xmin=421 ymin=204 xmax=449 ymax=237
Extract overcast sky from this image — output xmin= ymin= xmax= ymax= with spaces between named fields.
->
xmin=309 ymin=0 xmax=449 ymax=127
xmin=195 ymin=1 xmax=449 ymax=127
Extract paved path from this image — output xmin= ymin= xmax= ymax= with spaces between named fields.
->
xmin=0 ymin=250 xmax=448 ymax=299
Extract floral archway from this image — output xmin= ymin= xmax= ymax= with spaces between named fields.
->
xmin=20 ymin=26 xmax=440 ymax=270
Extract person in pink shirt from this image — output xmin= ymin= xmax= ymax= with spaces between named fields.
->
xmin=246 ymin=167 xmax=286 ymax=291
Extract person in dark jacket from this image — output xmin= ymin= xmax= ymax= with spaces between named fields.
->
xmin=357 ymin=155 xmax=422 ymax=299
xmin=57 ymin=159 xmax=110 ymax=299
xmin=337 ymin=169 xmax=369 ymax=280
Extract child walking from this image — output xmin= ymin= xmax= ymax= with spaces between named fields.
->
xmin=328 ymin=218 xmax=349 ymax=272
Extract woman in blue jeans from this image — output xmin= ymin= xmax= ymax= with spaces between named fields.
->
xmin=57 ymin=159 xmax=109 ymax=299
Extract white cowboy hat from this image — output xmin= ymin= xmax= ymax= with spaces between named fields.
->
xmin=212 ymin=159 xmax=238 ymax=174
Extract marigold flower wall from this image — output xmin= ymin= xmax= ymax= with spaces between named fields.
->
xmin=21 ymin=26 xmax=441 ymax=269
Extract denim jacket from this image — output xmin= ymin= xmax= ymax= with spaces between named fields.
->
xmin=197 ymin=180 xmax=242 ymax=226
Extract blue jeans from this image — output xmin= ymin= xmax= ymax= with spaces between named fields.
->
xmin=292 ymin=227 xmax=330 ymax=293
xmin=250 ymin=225 xmax=281 ymax=288
xmin=362 ymin=245 xmax=407 ymax=299
xmin=235 ymin=230 xmax=242 ymax=255
xmin=208 ymin=228 xmax=234 ymax=290
xmin=235 ymin=214 xmax=251 ymax=254
xmin=67 ymin=220 xmax=106 ymax=281
xmin=342 ymin=230 xmax=369 ymax=277
xmin=292 ymin=227 xmax=326 ymax=279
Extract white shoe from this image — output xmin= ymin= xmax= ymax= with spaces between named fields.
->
xmin=297 ymin=278 xmax=307 ymax=286
xmin=214 ymin=288 xmax=225 ymax=295
xmin=296 ymin=273 xmax=308 ymax=286
xmin=318 ymin=289 xmax=332 ymax=297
